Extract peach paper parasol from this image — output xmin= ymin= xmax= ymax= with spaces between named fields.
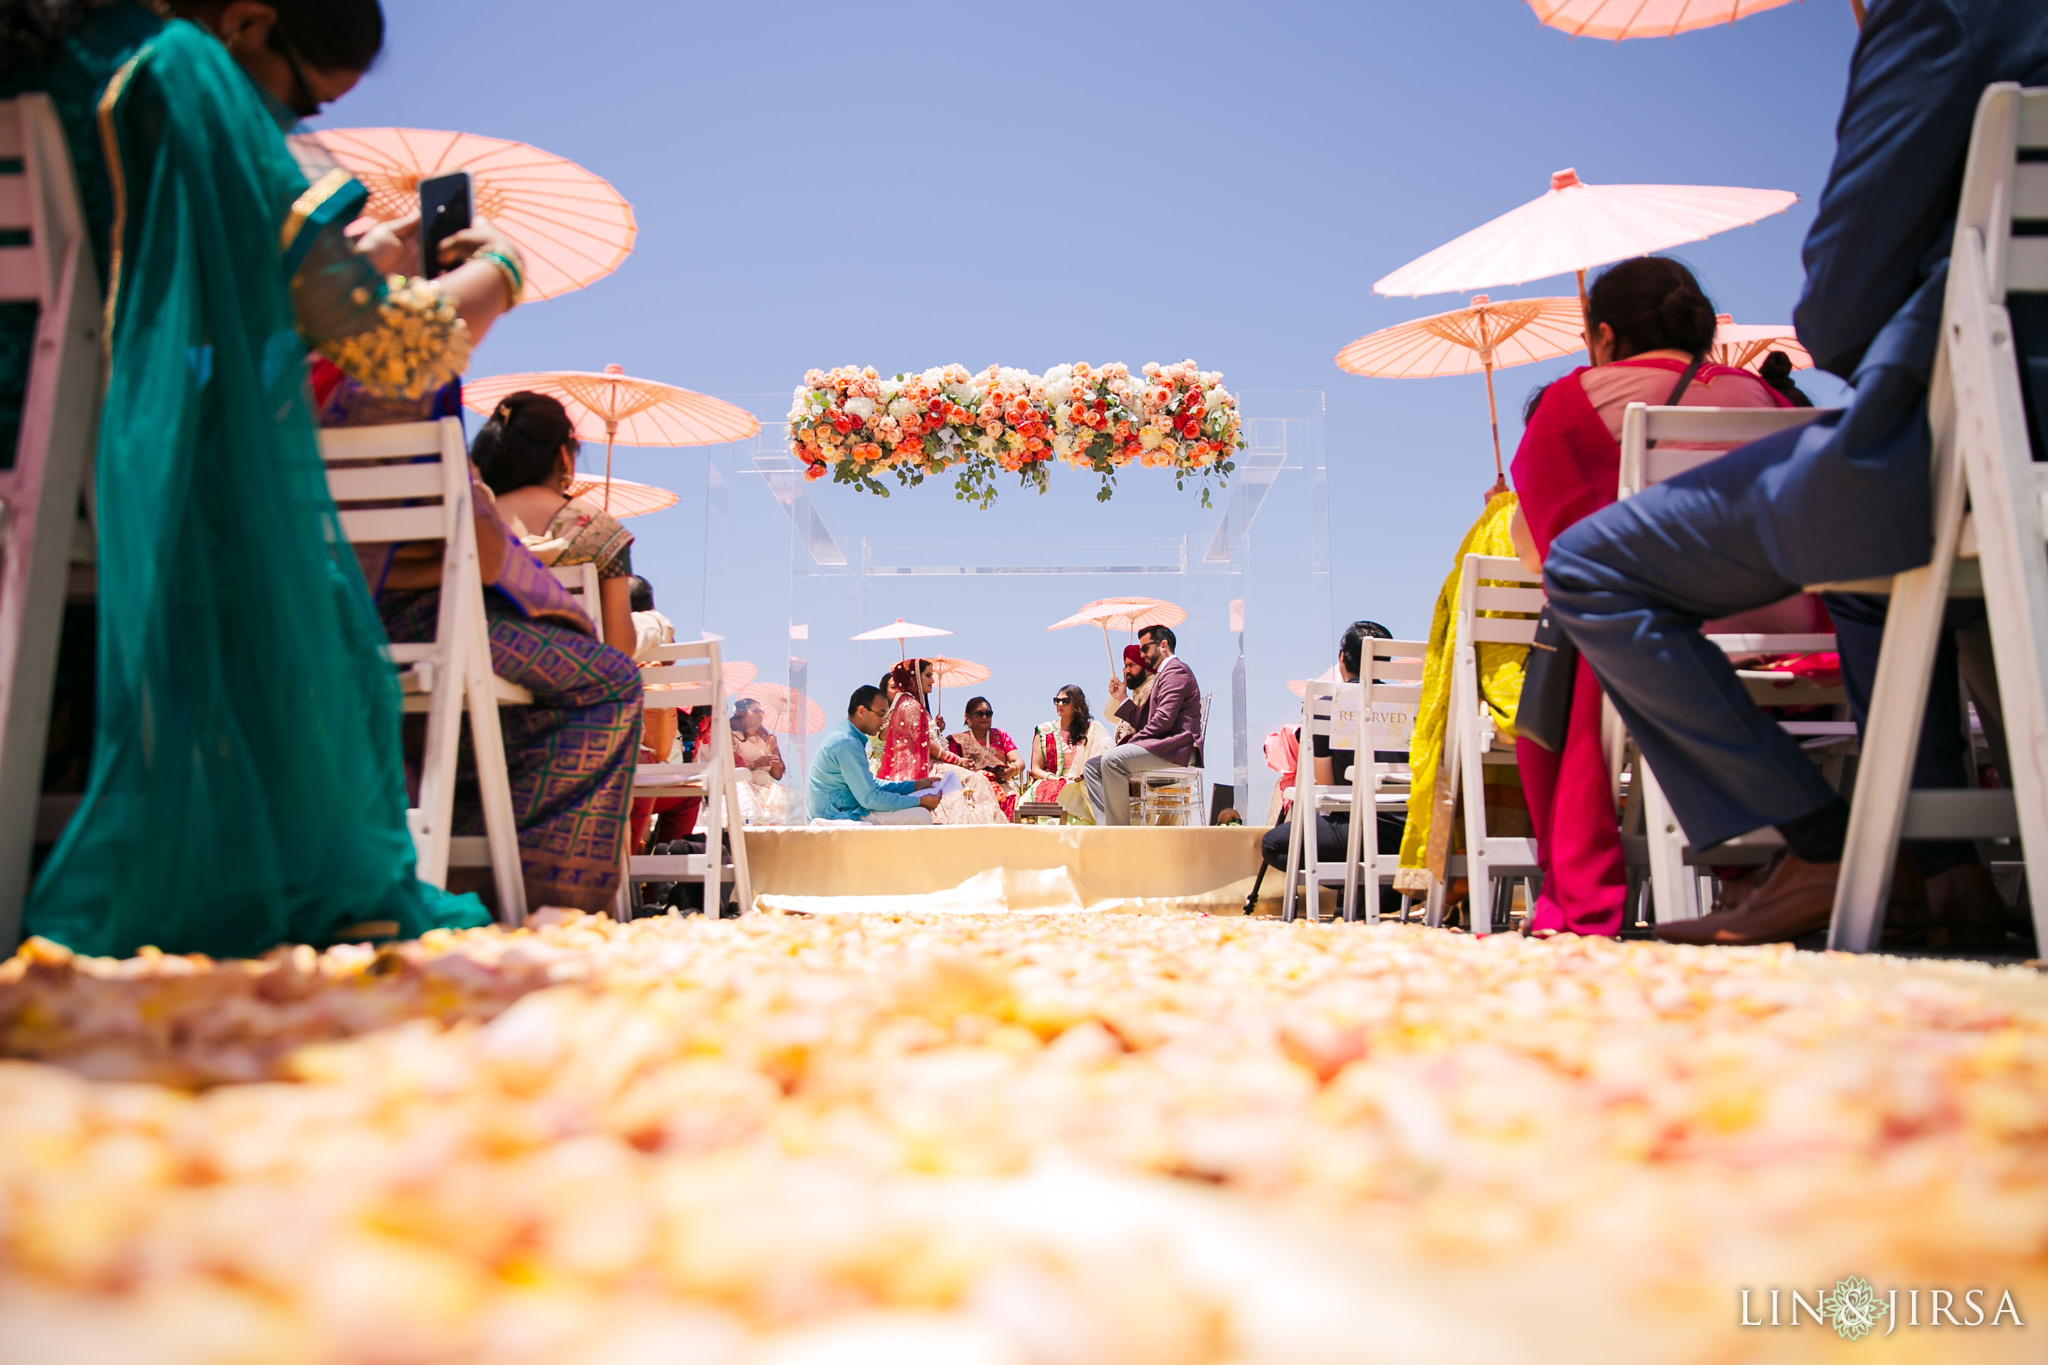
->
xmin=1049 ymin=597 xmax=1186 ymax=676
xmin=925 ymin=657 xmax=992 ymax=689
xmin=922 ymin=656 xmax=990 ymax=724
xmin=1709 ymin=314 xmax=1813 ymax=373
xmin=288 ymin=127 xmax=636 ymax=301
xmin=464 ymin=365 xmax=760 ymax=513
xmin=1372 ymin=169 xmax=1798 ymax=323
xmin=563 ymin=476 xmax=677 ymax=519
xmin=1527 ymin=0 xmax=1864 ymax=39
xmin=737 ymin=682 xmax=828 ymax=736
xmin=1336 ymin=295 xmax=1585 ymax=482
xmin=850 ymin=618 xmax=954 ymax=661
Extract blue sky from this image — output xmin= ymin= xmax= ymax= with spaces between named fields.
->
xmin=323 ymin=0 xmax=1862 ymax=812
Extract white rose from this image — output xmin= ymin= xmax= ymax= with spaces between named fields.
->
xmin=845 ymin=396 xmax=876 ymax=420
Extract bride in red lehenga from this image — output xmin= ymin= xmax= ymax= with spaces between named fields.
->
xmin=876 ymin=660 xmax=1006 ymax=824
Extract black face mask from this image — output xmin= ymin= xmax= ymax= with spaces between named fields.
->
xmin=269 ymin=27 xmax=323 ymax=118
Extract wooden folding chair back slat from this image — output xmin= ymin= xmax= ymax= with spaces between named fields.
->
xmin=621 ymin=637 xmax=753 ymax=921
xmin=0 ymin=96 xmax=101 ymax=950
xmin=1831 ymin=82 xmax=2048 ymax=953
xmin=319 ymin=418 xmax=528 ymax=925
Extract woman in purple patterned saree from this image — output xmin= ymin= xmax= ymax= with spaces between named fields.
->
xmin=314 ymin=371 xmax=641 ymax=915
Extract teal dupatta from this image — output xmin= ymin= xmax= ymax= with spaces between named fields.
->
xmin=26 ymin=22 xmax=488 ymax=956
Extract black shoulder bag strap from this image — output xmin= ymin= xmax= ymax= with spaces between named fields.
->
xmin=1515 ymin=353 xmax=1707 ymax=753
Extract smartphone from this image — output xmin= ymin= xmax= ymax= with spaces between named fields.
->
xmin=418 ymin=171 xmax=472 ymax=278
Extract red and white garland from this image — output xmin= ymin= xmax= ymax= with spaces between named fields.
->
xmin=788 ymin=360 xmax=1243 ymax=507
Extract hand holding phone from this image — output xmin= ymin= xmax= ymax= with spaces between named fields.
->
xmin=417 ymin=171 xmax=472 ymax=279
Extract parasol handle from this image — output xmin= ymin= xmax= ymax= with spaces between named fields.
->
xmin=601 ymin=417 xmax=619 ymax=513
xmin=1849 ymin=0 xmax=1865 ymax=25
xmin=1577 ymin=269 xmax=1593 ymax=364
xmin=1481 ymin=351 xmax=1502 ymax=481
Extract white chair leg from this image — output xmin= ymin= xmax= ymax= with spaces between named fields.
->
xmin=1344 ymin=793 xmax=1367 ymax=924
xmin=1281 ymin=797 xmax=1306 ymax=924
xmin=1831 ymin=346 xmax=1972 ymax=950
xmin=727 ymin=780 xmax=753 ymax=917
xmin=462 ymin=628 xmax=527 ymax=928
xmin=1946 ymin=250 xmax=2048 ymax=956
xmin=1641 ymin=760 xmax=1699 ymax=926
xmin=1455 ymin=691 xmax=1494 ymax=935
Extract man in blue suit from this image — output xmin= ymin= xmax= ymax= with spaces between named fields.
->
xmin=1544 ymin=0 xmax=2048 ymax=944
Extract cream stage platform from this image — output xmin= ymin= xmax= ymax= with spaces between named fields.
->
xmin=740 ymin=824 xmax=1265 ymax=914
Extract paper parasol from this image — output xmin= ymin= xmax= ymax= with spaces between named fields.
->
xmin=850 ymin=618 xmax=954 ymax=660
xmin=464 ymin=365 xmax=759 ymax=513
xmin=1525 ymin=0 xmax=1852 ymax=41
xmin=736 ymin=682 xmax=828 ymax=735
xmin=1709 ymin=314 xmax=1813 ymax=373
xmin=922 ymin=656 xmax=990 ymax=724
xmin=1373 ymin=168 xmax=1797 ymax=324
xmin=1337 ymin=295 xmax=1585 ymax=481
xmin=925 ymin=657 xmax=991 ymax=688
xmin=1049 ymin=597 xmax=1186 ymax=676
xmin=288 ymin=126 xmax=635 ymax=301
xmin=564 ymin=475 xmax=677 ymax=519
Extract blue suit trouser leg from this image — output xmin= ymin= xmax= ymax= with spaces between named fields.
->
xmin=1543 ymin=439 xmax=1843 ymax=851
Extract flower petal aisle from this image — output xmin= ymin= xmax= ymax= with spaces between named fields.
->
xmin=2 ymin=917 xmax=2045 ymax=1362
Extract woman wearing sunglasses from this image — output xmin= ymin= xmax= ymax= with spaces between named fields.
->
xmin=946 ymin=697 xmax=1021 ymax=821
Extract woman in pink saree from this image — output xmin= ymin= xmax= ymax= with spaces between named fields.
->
xmin=877 ymin=660 xmax=1005 ymax=824
xmin=1510 ymin=257 xmax=1801 ymax=938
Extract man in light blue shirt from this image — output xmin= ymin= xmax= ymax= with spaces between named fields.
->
xmin=808 ymin=685 xmax=940 ymax=824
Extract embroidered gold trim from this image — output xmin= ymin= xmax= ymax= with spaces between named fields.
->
xmin=94 ymin=47 xmax=151 ymax=368
xmin=280 ymin=167 xmax=353 ymax=256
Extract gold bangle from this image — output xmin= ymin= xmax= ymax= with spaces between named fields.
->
xmin=472 ymin=250 xmax=520 ymax=309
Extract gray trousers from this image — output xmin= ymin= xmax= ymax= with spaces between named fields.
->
xmin=1083 ymin=744 xmax=1178 ymax=825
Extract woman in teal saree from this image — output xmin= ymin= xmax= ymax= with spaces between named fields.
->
xmin=6 ymin=2 xmax=505 ymax=956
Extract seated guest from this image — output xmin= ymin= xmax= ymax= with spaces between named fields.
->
xmin=627 ymin=575 xmax=684 ymax=850
xmin=1544 ymin=5 xmax=2048 ymax=947
xmin=877 ymin=660 xmax=1007 ymax=823
xmin=372 ymin=406 xmax=641 ymax=916
xmin=1084 ymin=626 xmax=1201 ymax=825
xmin=1026 ymin=686 xmax=1111 ymax=816
xmin=628 ymin=575 xmax=674 ymax=662
xmin=472 ymin=392 xmax=637 ymax=656
xmin=1510 ymin=257 xmax=1793 ymax=938
xmin=948 ymin=697 xmax=1022 ymax=820
xmin=811 ymin=686 xmax=940 ymax=824
xmin=1252 ymin=622 xmax=1406 ymax=915
xmin=1112 ymin=646 xmax=1151 ymax=744
xmin=731 ymin=698 xmax=794 ymax=825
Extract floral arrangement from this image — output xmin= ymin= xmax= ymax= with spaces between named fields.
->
xmin=789 ymin=360 xmax=1243 ymax=508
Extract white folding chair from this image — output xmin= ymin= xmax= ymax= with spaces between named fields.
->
xmin=1428 ymin=555 xmax=1542 ymax=934
xmin=1614 ymin=400 xmax=1852 ymax=925
xmin=319 ymin=418 xmax=527 ymax=925
xmin=1830 ymin=82 xmax=2048 ymax=953
xmin=0 ymin=96 xmax=101 ymax=950
xmin=620 ymin=638 xmax=753 ymax=920
xmin=1134 ymin=691 xmax=1210 ymax=826
xmin=1280 ymin=641 xmax=1423 ymax=924
xmin=549 ymin=561 xmax=600 ymax=615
